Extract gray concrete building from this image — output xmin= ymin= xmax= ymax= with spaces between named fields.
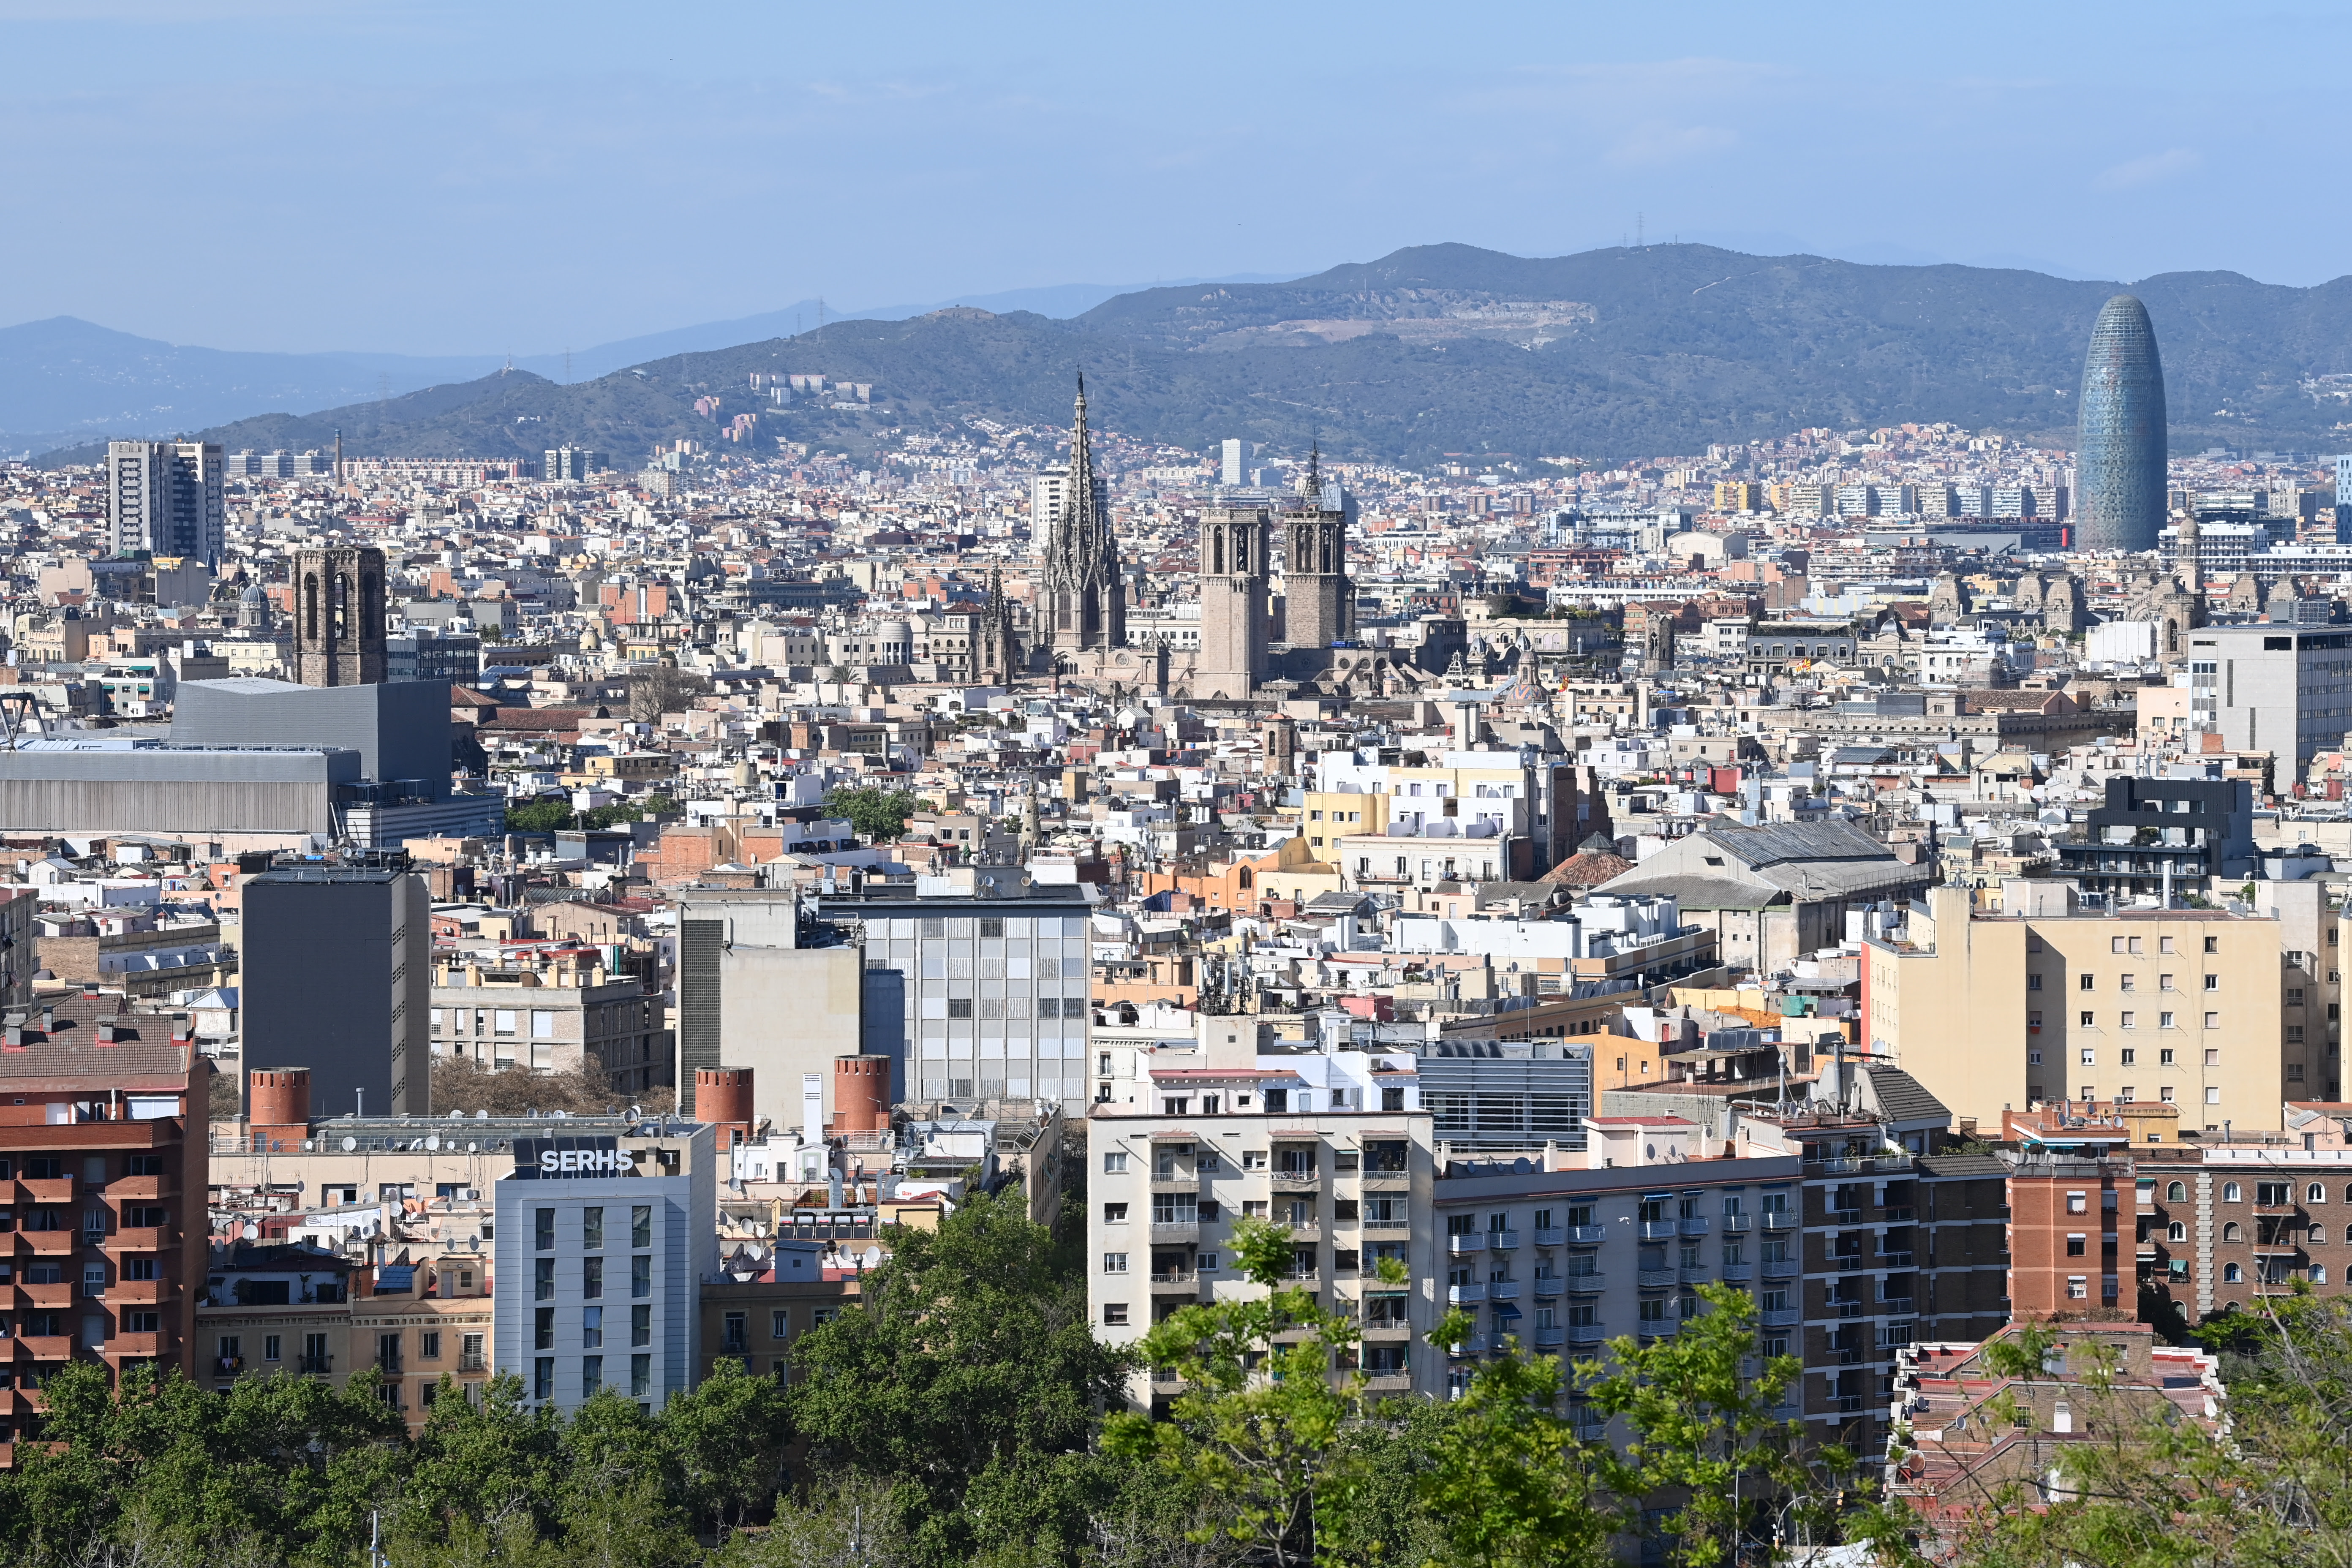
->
xmin=493 ymin=1122 xmax=716 ymax=1415
xmin=242 ymin=863 xmax=432 ymax=1119
xmin=106 ymin=440 xmax=225 ymax=566
xmin=674 ymin=888 xmax=864 ymax=1127
xmin=2186 ymin=624 xmax=2352 ymax=771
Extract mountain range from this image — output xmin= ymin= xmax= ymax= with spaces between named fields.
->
xmin=30 ymin=243 xmax=2352 ymax=471
xmin=0 ymin=274 xmax=1302 ymax=458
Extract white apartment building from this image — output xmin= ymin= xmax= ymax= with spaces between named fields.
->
xmin=1088 ymin=1032 xmax=1440 ymax=1406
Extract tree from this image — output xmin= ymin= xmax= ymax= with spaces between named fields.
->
xmin=506 ymin=797 xmax=575 ymax=834
xmin=1579 ymin=1282 xmax=1853 ymax=1568
xmin=1103 ymin=1216 xmax=1375 ymax=1568
xmin=433 ymin=1055 xmax=627 ymax=1117
xmin=628 ymin=666 xmax=710 ymax=725
xmin=786 ymin=1186 xmax=1128 ymax=1566
xmin=1414 ymin=1312 xmax=1610 ymax=1568
xmin=828 ymin=785 xmax=919 ymax=844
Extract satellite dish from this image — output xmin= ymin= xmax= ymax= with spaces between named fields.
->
xmin=241 ymin=1222 xmax=259 ymax=1240
xmin=426 ymin=1135 xmax=441 ymax=1151
xmin=342 ymin=1137 xmax=357 ymax=1152
xmin=466 ymin=1142 xmax=478 ymax=1153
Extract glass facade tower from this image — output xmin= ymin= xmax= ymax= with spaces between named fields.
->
xmin=2076 ymin=294 xmax=2168 ymax=551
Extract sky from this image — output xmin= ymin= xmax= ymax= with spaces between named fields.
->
xmin=3 ymin=0 xmax=2345 ymax=357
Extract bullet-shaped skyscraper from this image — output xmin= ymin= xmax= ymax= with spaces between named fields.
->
xmin=2076 ymin=294 xmax=2168 ymax=551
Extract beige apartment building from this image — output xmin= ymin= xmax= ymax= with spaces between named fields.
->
xmin=1865 ymin=883 xmax=2299 ymax=1138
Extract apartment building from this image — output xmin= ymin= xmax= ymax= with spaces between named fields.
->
xmin=0 ymin=1007 xmax=207 ymax=1459
xmin=1728 ymin=1087 xmax=2013 ymax=1456
xmin=430 ymin=948 xmax=667 ymax=1094
xmin=1313 ymin=747 xmax=1607 ymax=882
xmin=197 ymin=1243 xmax=495 ymax=1435
xmin=1429 ymin=1121 xmax=1802 ymax=1437
xmin=1867 ymin=883 xmax=2296 ymax=1135
xmin=1086 ymin=1039 xmax=1437 ymax=1408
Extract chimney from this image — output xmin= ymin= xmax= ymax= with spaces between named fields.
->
xmin=94 ymin=1022 xmax=118 ymax=1045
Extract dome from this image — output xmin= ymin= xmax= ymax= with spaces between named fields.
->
xmin=238 ymin=583 xmax=268 ymax=604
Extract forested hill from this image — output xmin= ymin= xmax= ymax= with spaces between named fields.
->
xmin=43 ymin=243 xmax=2352 ymax=470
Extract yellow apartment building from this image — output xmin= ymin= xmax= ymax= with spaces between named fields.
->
xmin=1866 ymin=883 xmax=2298 ymax=1138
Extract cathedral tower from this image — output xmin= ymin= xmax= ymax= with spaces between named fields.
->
xmin=1195 ymin=507 xmax=1269 ymax=698
xmin=976 ymin=568 xmax=1021 ymax=684
xmin=1045 ymin=376 xmax=1125 ymax=654
xmin=1281 ymin=446 xmax=1350 ymax=651
xmin=293 ymin=544 xmax=387 ymax=686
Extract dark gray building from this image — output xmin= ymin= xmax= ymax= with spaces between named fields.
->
xmin=242 ymin=863 xmax=432 ymax=1119
xmin=2055 ymin=773 xmax=2257 ymax=897
xmin=2077 ymin=294 xmax=2168 ymax=552
xmin=387 ymin=631 xmax=481 ymax=686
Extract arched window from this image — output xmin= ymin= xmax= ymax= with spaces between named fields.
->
xmin=2312 ymin=1226 xmax=2329 ymax=1246
xmin=2224 ymin=1182 xmax=2242 ymax=1203
xmin=2167 ymin=1221 xmax=2186 ymax=1242
xmin=2316 ymin=1266 xmax=2331 ymax=1285
xmin=1236 ymin=868 xmax=1252 ymax=890
xmin=2222 ymin=1222 xmax=2242 ymax=1242
xmin=302 ymin=573 xmax=320 ymax=641
xmin=2312 ymin=1183 xmax=2329 ymax=1204
xmin=2167 ymin=1181 xmax=2187 ymax=1202
xmin=2224 ymin=1263 xmax=2243 ymax=1282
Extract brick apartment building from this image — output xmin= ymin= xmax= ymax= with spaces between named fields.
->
xmin=0 ymin=994 xmax=207 ymax=1458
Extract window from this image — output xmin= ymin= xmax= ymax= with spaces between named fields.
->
xmin=2160 ymin=974 xmax=2175 ymax=991
xmin=2314 ymin=1184 xmax=2330 ymax=1204
xmin=535 ymin=1209 xmax=555 ymax=1250
xmin=2067 ymin=1277 xmax=2088 ymax=1300
xmin=2161 ymin=937 xmax=2175 ymax=953
xmin=632 ymin=1206 xmax=652 ymax=1248
xmin=771 ymin=1309 xmax=792 ymax=1339
xmin=2205 ymin=1014 xmax=2220 ymax=1031
xmin=1102 ymin=1252 xmax=1128 ymax=1274
xmin=2224 ymin=1263 xmax=2243 ymax=1282
xmin=2167 ymin=1181 xmax=2187 ymax=1202
xmin=534 ymin=1259 xmax=555 ymax=1301
xmin=2160 ymin=1013 xmax=2176 ymax=1029
xmin=535 ymin=1308 xmax=554 ymax=1350
xmin=2080 ymin=1048 xmax=2096 ymax=1065
xmin=2224 ymin=1183 xmax=2242 ymax=1203
xmin=632 ymin=1355 xmax=651 ymax=1397
xmin=582 ymin=1257 xmax=603 ymax=1300
xmin=2205 ymin=975 xmax=2220 ymax=992
xmin=2168 ymin=1221 xmax=2186 ymax=1242
xmin=583 ymin=1207 xmax=603 ymax=1250
xmin=421 ymin=1331 xmax=441 ymax=1361
xmin=2110 ymin=936 xmax=2126 ymax=955
xmin=2207 ymin=1086 xmax=2223 ymax=1103
xmin=2205 ymin=936 xmax=2219 ymax=954
xmin=2314 ymin=1228 xmax=2331 ymax=1246
xmin=1103 ymin=1203 xmax=1128 ymax=1224
xmin=1102 ymin=1152 xmax=1128 ymax=1174
xmin=1102 ymin=1304 xmax=1128 ymax=1326
xmin=2120 ymin=1013 xmax=2135 ymax=1030
xmin=632 ymin=1255 xmax=651 ymax=1298
xmin=534 ymin=1358 xmax=553 ymax=1401
xmin=2067 ymin=1235 xmax=2087 ymax=1256
xmin=632 ymin=1305 xmax=651 ymax=1347
xmin=2067 ymin=1192 xmax=2089 ymax=1214
xmin=2081 ymin=1012 xmax=2095 ymax=1028
xmin=2080 ymin=974 xmax=2096 ymax=991
xmin=2121 ymin=975 xmax=2137 ymax=993
xmin=583 ymin=1356 xmax=603 ymax=1394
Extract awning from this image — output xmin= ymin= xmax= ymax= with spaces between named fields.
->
xmin=1491 ymin=1303 xmax=1523 ymax=1320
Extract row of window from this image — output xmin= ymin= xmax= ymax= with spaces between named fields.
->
xmin=2055 ymin=970 xmax=2221 ymax=991
xmin=531 ymin=1354 xmax=652 ymax=1400
xmin=531 ymin=1255 xmax=653 ymax=1300
xmin=534 ymin=1205 xmax=651 ymax=1250
xmin=432 ymin=1008 xmax=560 ymax=1037
xmin=2061 ymin=1011 xmax=2224 ymax=1030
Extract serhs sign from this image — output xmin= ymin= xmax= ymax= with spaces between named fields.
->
xmin=512 ymin=1136 xmax=640 ymax=1179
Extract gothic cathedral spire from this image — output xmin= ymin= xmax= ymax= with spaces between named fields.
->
xmin=1046 ymin=373 xmax=1125 ymax=653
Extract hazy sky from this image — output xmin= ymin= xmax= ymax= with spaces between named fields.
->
xmin=3 ymin=0 xmax=2342 ymax=356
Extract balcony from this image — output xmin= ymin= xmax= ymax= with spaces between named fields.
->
xmin=1361 ymin=1372 xmax=1413 ymax=1393
xmin=1361 ymin=1171 xmax=1409 ymax=1191
xmin=1362 ymin=1218 xmax=1410 ymax=1233
xmin=302 ymin=1353 xmax=336 ymax=1375
xmin=1878 ymin=1252 xmax=1916 ymax=1269
xmin=1566 ymin=1225 xmax=1607 ymax=1244
xmin=1762 ymin=1211 xmax=1798 ymax=1231
xmin=1532 ymin=1326 xmax=1565 ymax=1349
xmin=1446 ymin=1235 xmax=1485 ymax=1255
xmin=1679 ymin=1217 xmax=1710 ymax=1238
xmin=1636 ymin=1269 xmax=1677 ymax=1289
xmin=1720 ymin=1212 xmax=1753 ymax=1233
xmin=1448 ymin=1283 xmax=1487 ymax=1304
xmin=107 ymin=1175 xmax=172 ymax=1202
xmin=1527 ymin=1228 xmax=1565 ymax=1248
xmin=1148 ymin=1176 xmax=1200 ymax=1195
xmin=1289 ymin=1225 xmax=1323 ymax=1245
xmin=1719 ymin=1264 xmax=1753 ymax=1283
xmin=1678 ymin=1266 xmax=1714 ymax=1285
xmin=1761 ymin=1258 xmax=1799 ymax=1279
xmin=1147 ymin=1222 xmax=1200 ymax=1243
xmin=1760 ymin=1309 xmax=1801 ymax=1328
xmin=20 ymin=1335 xmax=74 ymax=1361
xmin=106 ymin=1332 xmax=159 ymax=1358
xmin=21 ymin=1179 xmax=74 ymax=1204
xmin=1638 ymin=1221 xmax=1678 ymax=1242
xmin=1149 ymin=1272 xmax=1199 ymax=1291
xmin=1486 ymin=1231 xmax=1519 ymax=1252
xmin=1488 ymin=1281 xmax=1522 ymax=1301
xmin=20 ymin=1231 xmax=73 ymax=1257
xmin=1531 ymin=1276 xmax=1562 ymax=1298
xmin=104 ymin=1228 xmax=165 ymax=1254
xmin=1564 ymin=1273 xmax=1606 ymax=1293
xmin=1271 ymin=1172 xmax=1321 ymax=1192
